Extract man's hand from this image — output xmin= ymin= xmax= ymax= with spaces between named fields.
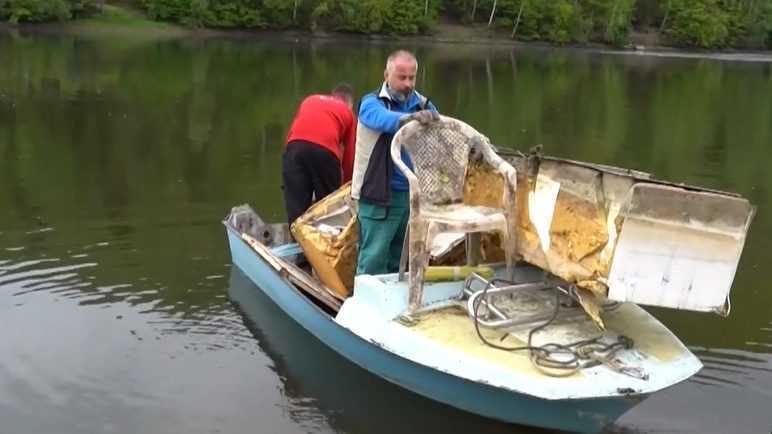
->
xmin=413 ymin=110 xmax=440 ymax=125
xmin=400 ymin=110 xmax=440 ymax=126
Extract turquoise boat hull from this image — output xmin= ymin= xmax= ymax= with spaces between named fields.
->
xmin=225 ymin=225 xmax=643 ymax=433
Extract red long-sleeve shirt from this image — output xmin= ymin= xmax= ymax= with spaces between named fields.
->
xmin=285 ymin=94 xmax=357 ymax=182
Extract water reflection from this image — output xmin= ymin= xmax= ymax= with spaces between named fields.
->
xmin=0 ymin=29 xmax=770 ymax=433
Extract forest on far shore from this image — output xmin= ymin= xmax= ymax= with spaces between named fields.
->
xmin=2 ymin=0 xmax=771 ymax=49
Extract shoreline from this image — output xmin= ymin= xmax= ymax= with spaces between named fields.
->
xmin=2 ymin=10 xmax=771 ymax=60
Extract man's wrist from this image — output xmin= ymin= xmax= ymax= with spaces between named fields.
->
xmin=398 ymin=113 xmax=413 ymax=126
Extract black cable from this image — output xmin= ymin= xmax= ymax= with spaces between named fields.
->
xmin=471 ymin=279 xmax=634 ymax=376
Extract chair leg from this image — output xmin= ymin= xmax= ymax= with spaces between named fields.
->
xmin=398 ymin=226 xmax=409 ymax=282
xmin=466 ymin=232 xmax=481 ymax=266
xmin=501 ymin=227 xmax=515 ymax=282
xmin=408 ymin=220 xmax=430 ymax=312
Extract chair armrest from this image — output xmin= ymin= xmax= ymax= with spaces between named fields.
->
xmin=391 ymin=122 xmax=423 ymax=213
xmin=477 ymin=137 xmax=518 ymax=235
xmin=481 ymin=144 xmax=517 ymax=186
xmin=474 ymin=137 xmax=516 ymax=186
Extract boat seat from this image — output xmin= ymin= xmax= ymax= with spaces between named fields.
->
xmin=391 ymin=115 xmax=519 ymax=312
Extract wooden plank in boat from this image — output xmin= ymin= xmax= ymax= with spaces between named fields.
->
xmin=240 ymin=233 xmax=342 ymax=311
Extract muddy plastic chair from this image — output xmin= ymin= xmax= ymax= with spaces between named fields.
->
xmin=391 ymin=115 xmax=518 ymax=312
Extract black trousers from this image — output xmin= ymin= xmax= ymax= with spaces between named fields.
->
xmin=282 ymin=140 xmax=342 ymax=225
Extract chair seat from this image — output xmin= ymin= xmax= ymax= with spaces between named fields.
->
xmin=422 ymin=203 xmax=506 ymax=224
xmin=422 ymin=204 xmax=508 ymax=258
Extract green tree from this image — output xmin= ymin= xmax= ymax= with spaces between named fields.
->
xmin=0 ymin=0 xmax=100 ymax=23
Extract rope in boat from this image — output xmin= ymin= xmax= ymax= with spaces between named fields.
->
xmin=471 ymin=278 xmax=635 ymax=377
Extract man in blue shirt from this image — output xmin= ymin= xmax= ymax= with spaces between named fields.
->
xmin=351 ymin=50 xmax=439 ymax=275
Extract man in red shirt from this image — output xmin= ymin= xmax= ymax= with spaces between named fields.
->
xmin=283 ymin=83 xmax=356 ymax=225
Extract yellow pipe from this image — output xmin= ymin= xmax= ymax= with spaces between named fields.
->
xmin=424 ymin=266 xmax=495 ymax=282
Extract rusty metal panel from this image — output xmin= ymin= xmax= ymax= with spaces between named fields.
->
xmin=464 ymin=155 xmax=754 ymax=319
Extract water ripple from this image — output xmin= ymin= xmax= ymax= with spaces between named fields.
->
xmin=0 ymin=258 xmax=61 ymax=274
xmin=146 ymin=311 xmax=258 ymax=350
xmin=0 ymin=262 xmax=97 ymax=288
xmin=692 ymin=347 xmax=772 ymax=391
xmin=24 ymin=227 xmax=55 ymax=235
xmin=15 ymin=279 xmax=92 ymax=296
xmin=1 ymin=250 xmax=248 ymax=356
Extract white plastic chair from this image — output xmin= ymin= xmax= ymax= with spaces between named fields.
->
xmin=391 ymin=115 xmax=518 ymax=311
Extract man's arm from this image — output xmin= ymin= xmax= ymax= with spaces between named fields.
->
xmin=358 ymin=94 xmax=403 ymax=134
xmin=341 ymin=112 xmax=356 ymax=183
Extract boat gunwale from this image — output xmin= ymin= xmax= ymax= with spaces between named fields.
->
xmin=223 ymin=219 xmax=343 ymax=312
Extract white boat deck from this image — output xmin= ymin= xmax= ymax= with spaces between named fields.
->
xmin=335 ymin=269 xmax=702 ymax=400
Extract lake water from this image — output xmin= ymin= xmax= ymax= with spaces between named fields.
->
xmin=1 ymin=29 xmax=771 ymax=434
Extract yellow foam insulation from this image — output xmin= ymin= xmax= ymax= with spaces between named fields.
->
xmin=464 ymin=160 xmax=611 ymax=328
xmin=291 ymin=183 xmax=358 ymax=299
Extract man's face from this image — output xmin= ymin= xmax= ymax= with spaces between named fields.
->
xmin=385 ymin=57 xmax=417 ymax=97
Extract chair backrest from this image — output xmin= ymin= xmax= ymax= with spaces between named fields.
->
xmin=392 ymin=116 xmax=487 ymax=206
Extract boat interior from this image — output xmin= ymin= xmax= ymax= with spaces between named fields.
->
xmin=226 ymin=204 xmax=701 ymax=400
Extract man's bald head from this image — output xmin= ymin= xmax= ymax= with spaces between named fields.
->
xmin=384 ymin=50 xmax=418 ymax=100
xmin=385 ymin=50 xmax=418 ymax=73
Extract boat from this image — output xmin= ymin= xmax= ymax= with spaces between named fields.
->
xmin=222 ymin=117 xmax=754 ymax=433
xmin=224 ymin=208 xmax=701 ymax=433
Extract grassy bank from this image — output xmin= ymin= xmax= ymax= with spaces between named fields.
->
xmin=0 ymin=2 xmax=187 ymax=38
xmin=62 ymin=3 xmax=187 ymax=36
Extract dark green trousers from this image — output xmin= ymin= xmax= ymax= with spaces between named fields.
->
xmin=356 ymin=191 xmax=410 ymax=275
